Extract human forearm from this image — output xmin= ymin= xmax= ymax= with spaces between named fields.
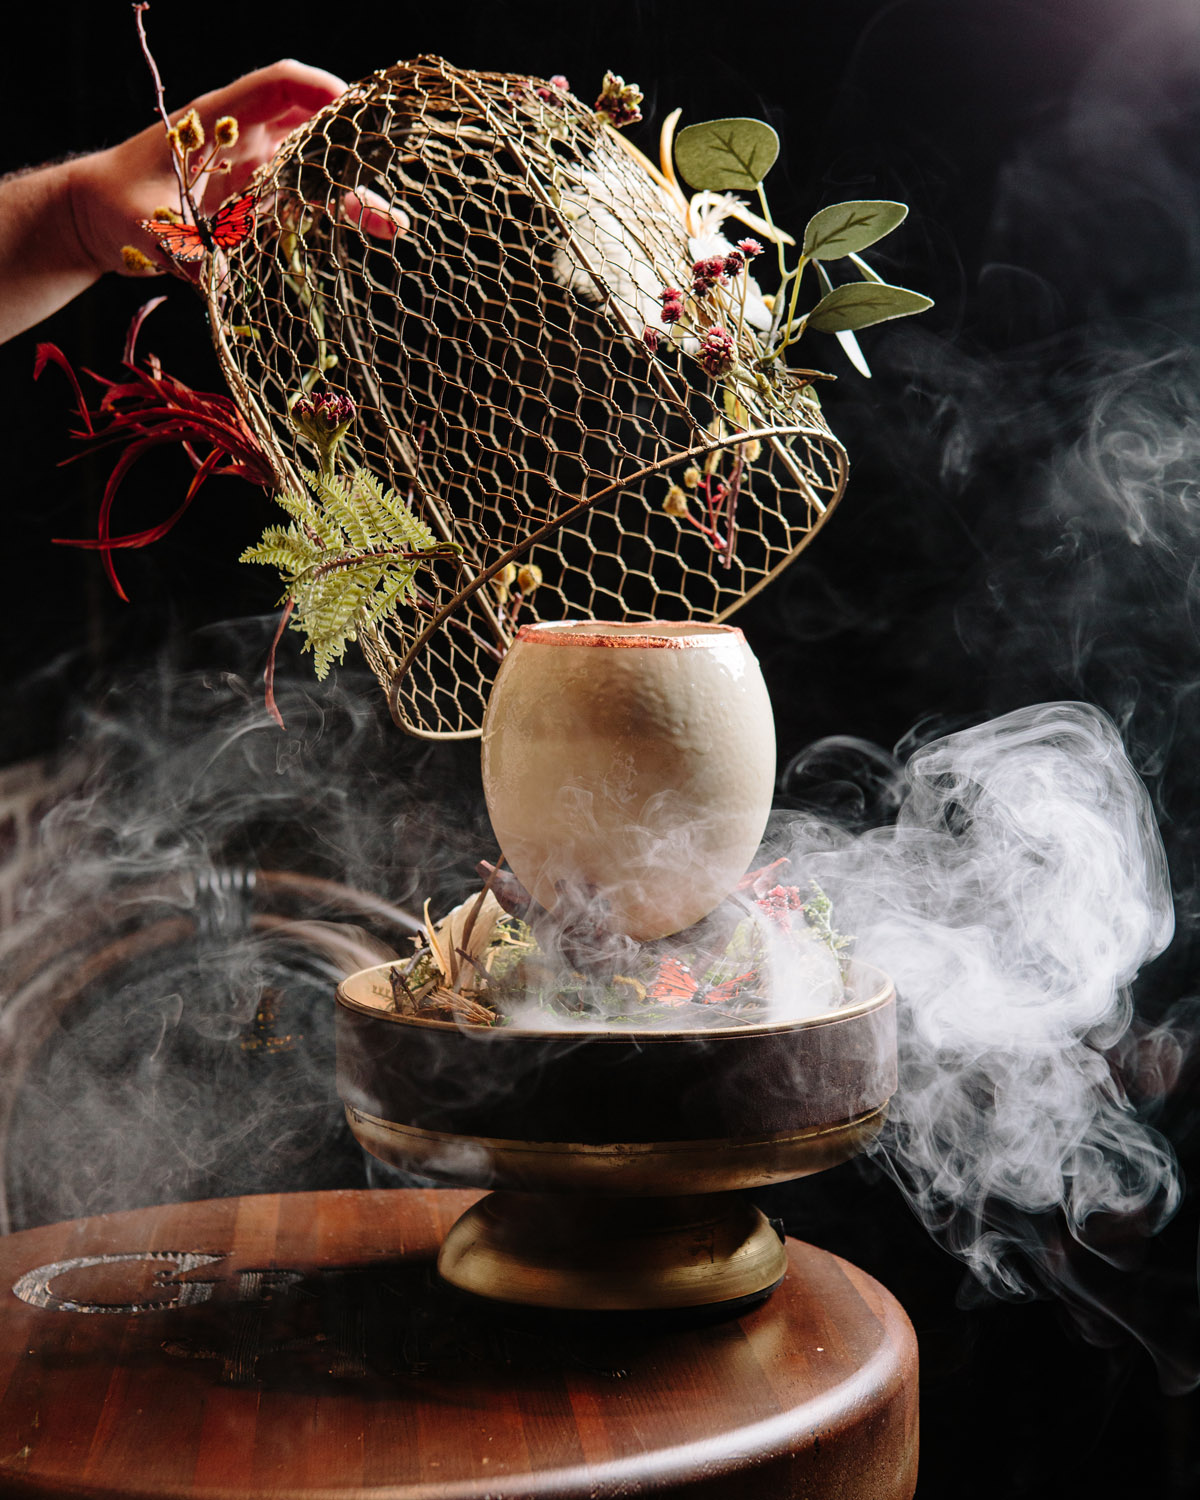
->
xmin=0 ymin=157 xmax=104 ymax=343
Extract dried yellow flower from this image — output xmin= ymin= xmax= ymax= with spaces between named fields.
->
xmin=149 ymin=205 xmax=182 ymax=224
xmin=175 ymin=109 xmax=204 ymax=153
xmin=121 ymin=245 xmax=159 ymax=274
xmin=663 ymin=484 xmax=690 ymax=517
xmin=213 ymin=115 xmax=239 ymax=149
xmin=517 ymin=563 xmax=543 ymax=593
xmin=492 ymin=562 xmax=517 ymax=603
xmin=743 ymin=438 xmax=762 ymax=463
xmin=682 ymin=465 xmax=702 ymax=490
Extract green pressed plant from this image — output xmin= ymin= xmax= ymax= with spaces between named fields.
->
xmin=240 ymin=393 xmax=461 ymax=681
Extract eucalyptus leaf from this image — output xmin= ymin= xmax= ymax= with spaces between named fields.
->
xmin=805 ymin=282 xmax=933 ymax=334
xmin=835 ymin=330 xmax=873 ymax=378
xmin=815 ymin=261 xmax=872 ymax=377
xmin=848 ymin=251 xmax=884 ymax=284
xmin=802 ymin=200 xmax=908 ymax=261
xmin=674 ymin=118 xmax=780 ymax=192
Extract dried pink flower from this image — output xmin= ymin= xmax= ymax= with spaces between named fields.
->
xmin=659 ymin=286 xmax=685 ymax=324
xmin=698 ymin=326 xmax=737 ymax=377
xmin=642 ymin=324 xmax=662 ymax=352
xmin=722 ymin=249 xmax=745 ymax=277
xmin=756 ymin=884 xmax=806 ymax=930
xmin=534 ymin=74 xmax=570 ymax=103
xmin=737 ymin=237 xmax=764 ymax=258
xmin=691 ymin=255 xmax=728 ymax=296
xmin=295 ymin=391 xmax=356 ymax=428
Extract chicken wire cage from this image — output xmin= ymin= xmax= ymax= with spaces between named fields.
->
xmin=210 ymin=56 xmax=848 ymax=739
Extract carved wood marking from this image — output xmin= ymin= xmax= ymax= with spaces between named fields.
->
xmin=11 ymin=1251 xmax=226 ymax=1314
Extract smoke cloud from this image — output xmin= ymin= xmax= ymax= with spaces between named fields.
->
xmin=775 ymin=705 xmax=1179 ymax=1289
xmin=0 ymin=627 xmax=483 ymax=1231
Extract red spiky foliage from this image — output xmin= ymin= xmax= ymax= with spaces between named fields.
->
xmin=35 ymin=296 xmax=273 ymax=602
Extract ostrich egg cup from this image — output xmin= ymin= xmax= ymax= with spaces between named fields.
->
xmin=481 ymin=621 xmax=776 ymax=941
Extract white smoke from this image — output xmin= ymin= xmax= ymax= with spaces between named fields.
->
xmin=0 ymin=634 xmax=477 ymax=1231
xmin=773 ymin=701 xmax=1180 ymax=1295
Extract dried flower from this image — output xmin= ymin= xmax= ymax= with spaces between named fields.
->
xmin=174 ymin=108 xmax=204 ymax=153
xmin=698 ymin=326 xmax=737 ymax=377
xmin=642 ymin=324 xmax=662 ymax=352
xmin=594 ymin=70 xmax=643 ymax=128
xmin=659 ymin=287 xmax=685 ymax=324
xmin=682 ymin=464 xmax=702 ymax=490
xmin=213 ymin=115 xmax=239 ymax=148
xmin=492 ymin=562 xmax=517 ymax=604
xmin=756 ymin=883 xmax=806 ymax=930
xmin=663 ymin=484 xmax=689 ymax=517
xmin=121 ymin=245 xmax=160 ymax=274
xmin=517 ymin=562 xmax=543 ymax=593
xmin=743 ymin=438 xmax=763 ymax=463
xmin=294 ymin=390 xmax=356 ymax=429
xmin=737 ymin=238 xmax=764 ymax=259
xmin=291 ymin=390 xmax=356 ymax=475
xmin=722 ymin=249 xmax=745 ymax=277
xmin=533 ymin=74 xmax=570 ymax=103
xmin=149 ymin=205 xmax=183 ymax=224
xmin=691 ymin=256 xmax=728 ymax=297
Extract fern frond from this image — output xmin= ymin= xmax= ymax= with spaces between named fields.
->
xmin=243 ymin=462 xmax=458 ymax=679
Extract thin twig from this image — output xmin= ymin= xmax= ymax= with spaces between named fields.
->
xmin=305 ymin=545 xmax=460 ymax=584
xmin=133 ymin=4 xmax=202 ymax=228
xmin=263 ymin=600 xmax=294 ymax=730
xmin=722 ymin=443 xmax=745 ymax=570
xmin=458 ymin=859 xmax=502 ymax=961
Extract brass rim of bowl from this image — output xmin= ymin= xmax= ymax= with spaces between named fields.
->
xmin=336 ymin=960 xmax=894 ymax=1040
xmin=344 ymin=1103 xmax=888 ymax=1163
xmin=343 ymin=1103 xmax=889 ymax=1194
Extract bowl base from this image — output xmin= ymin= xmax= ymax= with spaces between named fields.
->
xmin=436 ymin=1189 xmax=789 ymax=1310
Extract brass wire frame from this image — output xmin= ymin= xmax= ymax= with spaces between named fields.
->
xmin=210 ymin=56 xmax=848 ymax=739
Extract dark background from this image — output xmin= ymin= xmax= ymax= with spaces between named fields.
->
xmin=3 ymin=1 xmax=1200 ymax=1495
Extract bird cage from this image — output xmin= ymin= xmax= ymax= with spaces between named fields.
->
xmin=210 ymin=57 xmax=847 ymax=739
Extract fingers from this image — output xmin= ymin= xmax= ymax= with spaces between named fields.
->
xmin=341 ymin=188 xmax=409 ymax=240
xmin=185 ymin=59 xmax=348 ymax=133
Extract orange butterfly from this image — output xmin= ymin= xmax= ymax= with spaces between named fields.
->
xmin=140 ymin=191 xmax=257 ymax=263
xmin=648 ymin=957 xmax=755 ymax=1007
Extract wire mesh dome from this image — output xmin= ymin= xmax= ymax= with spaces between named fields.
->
xmin=211 ymin=57 xmax=848 ymax=739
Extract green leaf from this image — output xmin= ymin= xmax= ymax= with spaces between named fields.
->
xmin=674 ymin=118 xmax=780 ymax=192
xmin=848 ymin=251 xmax=884 ymax=284
xmin=804 ymin=281 xmax=933 ymax=334
xmin=815 ymin=261 xmax=872 ymax=378
xmin=802 ymin=200 xmax=909 ymax=261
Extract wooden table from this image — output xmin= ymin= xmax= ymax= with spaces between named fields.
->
xmin=0 ymin=1189 xmax=918 ymax=1498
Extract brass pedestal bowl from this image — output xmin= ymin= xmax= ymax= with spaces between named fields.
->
xmin=335 ymin=961 xmax=896 ymax=1311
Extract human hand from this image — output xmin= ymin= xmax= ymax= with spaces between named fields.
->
xmin=70 ymin=59 xmax=406 ymax=277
